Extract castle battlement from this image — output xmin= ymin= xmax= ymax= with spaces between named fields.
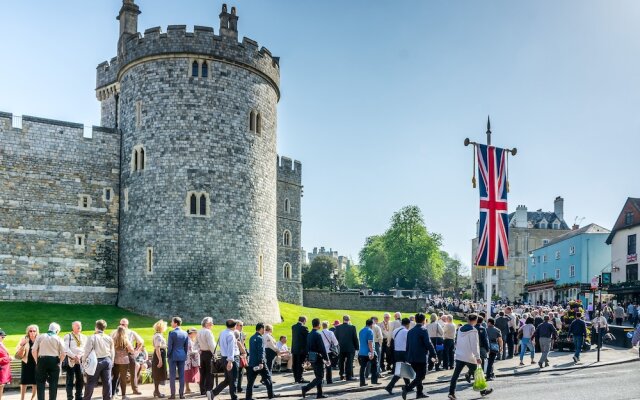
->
xmin=277 ymin=155 xmax=302 ymax=185
xmin=96 ymin=22 xmax=280 ymax=99
xmin=0 ymin=111 xmax=117 ymax=140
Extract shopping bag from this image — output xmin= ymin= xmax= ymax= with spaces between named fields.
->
xmin=394 ymin=362 xmax=416 ymax=380
xmin=472 ymin=368 xmax=488 ymax=392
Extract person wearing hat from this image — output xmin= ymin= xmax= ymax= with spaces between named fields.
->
xmin=184 ymin=328 xmax=200 ymax=395
xmin=32 ymin=323 xmax=65 ymax=400
xmin=0 ymin=329 xmax=12 ymax=400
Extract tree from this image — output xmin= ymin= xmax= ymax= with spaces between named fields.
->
xmin=359 ymin=205 xmax=444 ymax=292
xmin=345 ymin=264 xmax=363 ymax=288
xmin=441 ymin=251 xmax=471 ymax=296
xmin=302 ymin=255 xmax=342 ymax=289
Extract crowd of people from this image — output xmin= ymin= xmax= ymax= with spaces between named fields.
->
xmin=1 ymin=302 xmax=640 ymax=400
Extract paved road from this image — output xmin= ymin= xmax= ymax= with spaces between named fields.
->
xmin=323 ymin=362 xmax=640 ymax=400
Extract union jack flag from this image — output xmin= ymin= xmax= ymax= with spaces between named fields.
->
xmin=475 ymin=144 xmax=509 ymax=269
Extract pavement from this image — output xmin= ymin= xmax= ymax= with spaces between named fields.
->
xmin=4 ymin=345 xmax=638 ymax=400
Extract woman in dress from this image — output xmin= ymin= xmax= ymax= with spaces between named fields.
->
xmin=152 ymin=320 xmax=168 ymax=398
xmin=17 ymin=325 xmax=38 ymax=400
xmin=112 ymin=326 xmax=135 ymax=400
xmin=0 ymin=329 xmax=12 ymax=400
xmin=184 ymin=329 xmax=200 ymax=394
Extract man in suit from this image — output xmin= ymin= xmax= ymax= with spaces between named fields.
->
xmin=245 ymin=323 xmax=275 ymax=400
xmin=291 ymin=316 xmax=309 ymax=384
xmin=167 ymin=316 xmax=189 ymax=399
xmin=402 ymin=313 xmax=436 ymax=400
xmin=301 ymin=319 xmax=329 ymax=399
xmin=333 ymin=315 xmax=359 ymax=381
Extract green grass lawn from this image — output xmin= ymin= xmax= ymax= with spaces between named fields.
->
xmin=1 ymin=301 xmax=425 ymax=353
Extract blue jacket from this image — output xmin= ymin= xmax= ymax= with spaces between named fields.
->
xmin=569 ymin=319 xmax=587 ymax=338
xmin=167 ymin=327 xmax=189 ymax=362
xmin=406 ymin=325 xmax=436 ymax=363
xmin=248 ymin=332 xmax=266 ymax=367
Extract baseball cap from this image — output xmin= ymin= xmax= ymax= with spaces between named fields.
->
xmin=0 ymin=329 xmax=6 ymax=337
xmin=333 ymin=320 xmax=340 ymax=327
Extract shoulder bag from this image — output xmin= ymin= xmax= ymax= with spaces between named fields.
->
xmin=61 ymin=334 xmax=71 ymax=371
xmin=81 ymin=336 xmax=98 ymax=376
xmin=209 ymin=343 xmax=226 ymax=374
xmin=321 ymin=331 xmax=340 ymax=358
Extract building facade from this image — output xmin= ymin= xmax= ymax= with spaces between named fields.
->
xmin=472 ymin=196 xmax=570 ymax=302
xmin=606 ymin=197 xmax=640 ymax=303
xmin=525 ymin=224 xmax=610 ymax=306
xmin=308 ymin=247 xmax=351 ymax=270
xmin=0 ymin=1 xmax=303 ymax=322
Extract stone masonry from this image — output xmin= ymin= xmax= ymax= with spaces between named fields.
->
xmin=0 ymin=1 xmax=303 ymax=322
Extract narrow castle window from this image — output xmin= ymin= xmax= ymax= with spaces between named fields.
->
xmin=124 ymin=188 xmax=129 ymax=211
xmin=259 ymin=254 xmax=264 ymax=278
xmin=199 ymin=194 xmax=207 ymax=215
xmin=249 ymin=111 xmax=256 ymax=132
xmin=283 ymin=230 xmax=291 ymax=246
xmin=79 ymin=195 xmax=91 ymax=209
xmin=104 ymin=188 xmax=112 ymax=202
xmin=283 ymin=262 xmax=292 ymax=279
xmin=135 ymin=101 xmax=142 ymax=129
xmin=133 ymin=150 xmax=138 ymax=172
xmin=190 ymin=194 xmax=197 ymax=215
xmin=139 ymin=148 xmax=145 ymax=170
xmin=146 ymin=247 xmax=153 ymax=273
xmin=75 ymin=234 xmax=85 ymax=248
xmin=192 ymin=61 xmax=199 ymax=77
xmin=284 ymin=198 xmax=290 ymax=213
xmin=201 ymin=61 xmax=208 ymax=78
xmin=256 ymin=113 xmax=262 ymax=134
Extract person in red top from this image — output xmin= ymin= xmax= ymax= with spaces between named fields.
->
xmin=0 ymin=329 xmax=13 ymax=400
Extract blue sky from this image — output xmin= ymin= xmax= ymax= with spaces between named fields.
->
xmin=2 ymin=1 xmax=640 ymax=268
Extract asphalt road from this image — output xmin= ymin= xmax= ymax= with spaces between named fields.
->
xmin=323 ymin=361 xmax=640 ymax=400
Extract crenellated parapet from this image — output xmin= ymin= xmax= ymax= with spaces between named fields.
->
xmin=96 ymin=22 xmax=280 ymax=100
xmin=277 ymin=155 xmax=302 ymax=185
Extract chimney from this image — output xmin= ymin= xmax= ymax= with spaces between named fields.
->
xmin=554 ymin=196 xmax=564 ymax=223
xmin=572 ymin=224 xmax=579 ymax=230
xmin=515 ymin=205 xmax=528 ymax=228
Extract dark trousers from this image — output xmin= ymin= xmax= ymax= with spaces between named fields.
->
xmin=302 ymin=361 xmax=324 ymax=398
xmin=169 ymin=359 xmax=185 ymax=397
xmin=338 ymin=351 xmax=355 ymax=379
xmin=358 ymin=355 xmax=378 ymax=386
xmin=246 ymin=367 xmax=274 ymax=400
xmin=266 ymin=348 xmax=277 ymax=373
xmin=443 ymin=339 xmax=455 ymax=369
xmin=199 ymin=351 xmax=214 ymax=394
xmin=65 ymin=363 xmax=83 ymax=400
xmin=237 ymin=362 xmax=244 ymax=391
xmin=211 ymin=357 xmax=238 ymax=400
xmin=325 ymin=363 xmax=333 ymax=384
xmin=485 ymin=351 xmax=497 ymax=378
xmin=616 ymin=318 xmax=623 ymax=326
xmin=506 ymin=332 xmax=515 ymax=358
xmin=385 ymin=351 xmax=409 ymax=392
xmin=83 ymin=357 xmax=113 ymax=400
xmin=449 ymin=360 xmax=476 ymax=396
xmin=111 ymin=364 xmax=128 ymax=397
xmin=128 ymin=355 xmax=139 ymax=393
xmin=36 ymin=356 xmax=60 ymax=400
xmin=405 ymin=362 xmax=426 ymax=396
xmin=428 ymin=338 xmax=443 ymax=371
xmin=292 ymin=354 xmax=305 ymax=382
xmin=380 ymin=339 xmax=389 ymax=371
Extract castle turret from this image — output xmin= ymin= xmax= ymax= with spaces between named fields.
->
xmin=96 ymin=1 xmax=282 ymax=323
xmin=117 ymin=0 xmax=141 ymax=56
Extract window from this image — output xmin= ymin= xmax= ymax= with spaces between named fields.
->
xmin=283 ymin=230 xmax=291 ymax=246
xmin=531 ymin=257 xmax=536 ymax=266
xmin=569 ymin=245 xmax=575 ymax=255
xmin=555 ymin=251 xmax=560 ymax=260
xmin=283 ymin=263 xmax=292 ymax=279
xmin=146 ymin=247 xmax=153 ymax=273
xmin=256 ymin=113 xmax=262 ymax=134
xmin=491 ymin=284 xmax=496 ymax=293
xmin=284 ymin=198 xmax=290 ymax=213
xmin=75 ymin=234 xmax=85 ymax=249
xmin=103 ymin=188 xmax=112 ymax=202
xmin=186 ymin=191 xmax=210 ymax=217
xmin=539 ymin=221 xmax=547 ymax=229
xmin=543 ymin=272 xmax=548 ymax=280
xmin=123 ymin=188 xmax=129 ymax=212
xmin=492 ymin=269 xmax=497 ymax=275
xmin=570 ymin=265 xmax=575 ymax=277
xmin=249 ymin=111 xmax=256 ymax=132
xmin=132 ymin=145 xmax=146 ymax=172
xmin=553 ymin=222 xmax=560 ymax=229
xmin=628 ymin=234 xmax=637 ymax=255
xmin=627 ymin=264 xmax=638 ymax=282
xmin=555 ymin=269 xmax=560 ymax=279
xmin=542 ymin=239 xmax=549 ymax=246
xmin=625 ymin=211 xmax=634 ymax=226
xmin=79 ymin=195 xmax=91 ymax=209
xmin=192 ymin=61 xmax=199 ymax=77
xmin=258 ymin=254 xmax=264 ymax=278
xmin=543 ymin=254 xmax=548 ymax=263
xmin=135 ymin=101 xmax=142 ymax=130
xmin=201 ymin=61 xmax=208 ymax=78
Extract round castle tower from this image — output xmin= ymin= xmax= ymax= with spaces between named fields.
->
xmin=96 ymin=0 xmax=281 ymax=323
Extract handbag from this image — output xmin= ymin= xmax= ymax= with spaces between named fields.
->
xmin=61 ymin=334 xmax=72 ymax=371
xmin=81 ymin=336 xmax=98 ymax=376
xmin=489 ymin=342 xmax=500 ymax=353
xmin=394 ymin=362 xmax=416 ymax=380
xmin=239 ymin=355 xmax=248 ymax=369
xmin=321 ymin=331 xmax=340 ymax=357
xmin=15 ymin=340 xmax=29 ymax=361
xmin=209 ymin=343 xmax=226 ymax=374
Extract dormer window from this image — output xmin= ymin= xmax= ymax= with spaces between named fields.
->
xmin=552 ymin=221 xmax=560 ymax=230
xmin=539 ymin=220 xmax=548 ymax=229
xmin=625 ymin=211 xmax=634 ymax=226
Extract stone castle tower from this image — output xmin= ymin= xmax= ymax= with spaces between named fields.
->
xmin=0 ymin=1 xmax=302 ymax=323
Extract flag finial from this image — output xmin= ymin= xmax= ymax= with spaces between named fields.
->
xmin=486 ymin=115 xmax=492 ymax=145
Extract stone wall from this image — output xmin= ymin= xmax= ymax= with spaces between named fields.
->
xmin=0 ymin=113 xmax=120 ymax=304
xmin=303 ymin=290 xmax=427 ymax=313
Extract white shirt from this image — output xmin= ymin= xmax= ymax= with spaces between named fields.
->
xmin=276 ymin=341 xmax=289 ymax=352
xmin=319 ymin=329 xmax=339 ymax=354
xmin=392 ymin=327 xmax=409 ymax=352
xmin=372 ymin=324 xmax=383 ymax=344
xmin=218 ymin=329 xmax=239 ymax=359
xmin=63 ymin=332 xmax=87 ymax=367
xmin=379 ymin=320 xmax=393 ymax=341
xmin=197 ymin=328 xmax=217 ymax=352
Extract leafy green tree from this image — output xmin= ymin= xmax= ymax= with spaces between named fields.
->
xmin=302 ymin=255 xmax=342 ymax=289
xmin=345 ymin=264 xmax=363 ymax=288
xmin=359 ymin=235 xmax=388 ymax=290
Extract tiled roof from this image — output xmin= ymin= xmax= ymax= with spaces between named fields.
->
xmin=541 ymin=223 xmax=610 ymax=248
xmin=508 ymin=210 xmax=570 ymax=230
